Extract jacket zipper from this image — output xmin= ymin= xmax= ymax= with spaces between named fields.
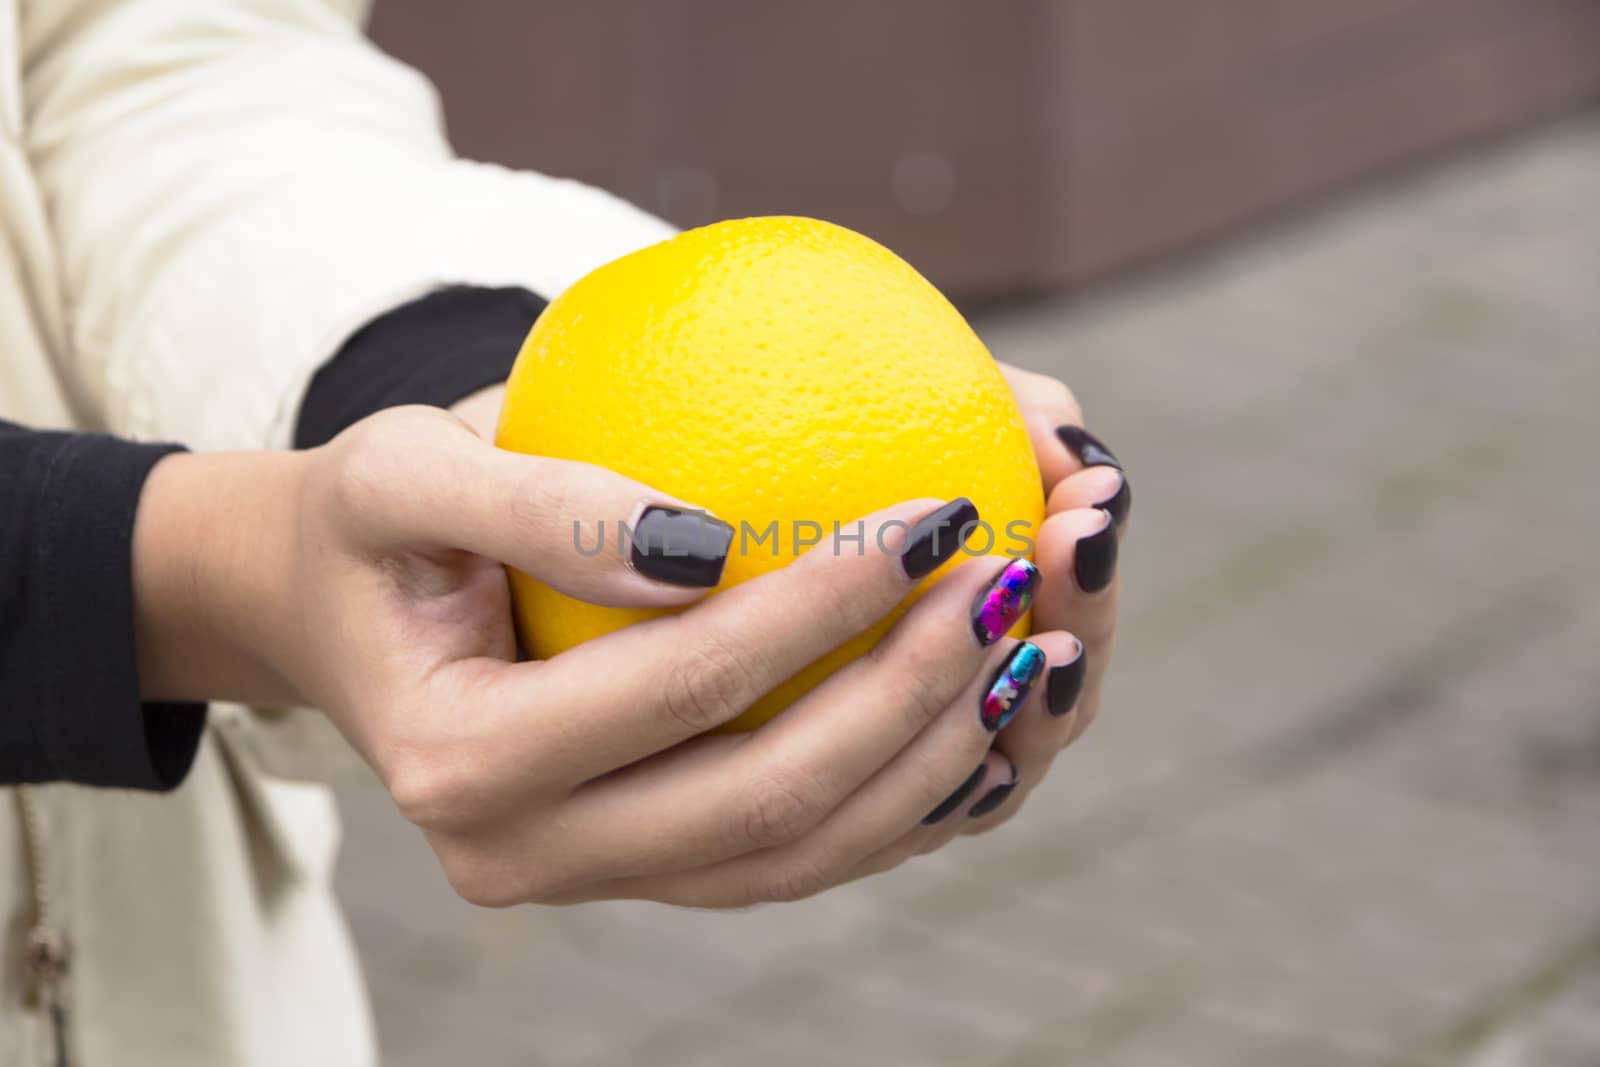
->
xmin=14 ymin=787 xmax=72 ymax=1067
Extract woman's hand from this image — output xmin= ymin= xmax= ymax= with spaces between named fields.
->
xmin=133 ymin=405 xmax=1078 ymax=907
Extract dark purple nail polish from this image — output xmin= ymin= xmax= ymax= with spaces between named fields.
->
xmin=968 ymin=763 xmax=1020 ymax=818
xmin=1046 ymin=640 xmax=1086 ymax=717
xmin=1094 ymin=472 xmax=1132 ymax=530
xmin=1074 ymin=513 xmax=1118 ymax=594
xmin=923 ymin=763 xmax=988 ymax=825
xmin=970 ymin=558 xmax=1040 ymax=647
xmin=1055 ymin=425 xmax=1121 ymax=470
xmin=628 ymin=507 xmax=734 ymax=587
xmin=981 ymin=642 xmax=1045 ymax=731
xmin=902 ymin=498 xmax=979 ymax=580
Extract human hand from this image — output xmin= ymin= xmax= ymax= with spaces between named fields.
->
xmin=133 ymin=405 xmax=1078 ymax=907
xmin=409 ymin=366 xmax=1126 ymax=852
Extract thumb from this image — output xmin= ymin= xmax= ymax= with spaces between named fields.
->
xmin=334 ymin=407 xmax=731 ymax=609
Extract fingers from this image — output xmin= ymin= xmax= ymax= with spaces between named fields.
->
xmin=847 ymin=749 xmax=1018 ymax=880
xmin=516 ymin=553 xmax=1041 ymax=881
xmin=1033 ymin=506 xmax=1119 ymax=607
xmin=1048 ymin=463 xmax=1131 ymax=538
xmin=325 ymin=406 xmax=739 ymax=609
xmin=1028 ymin=505 xmax=1118 ymax=730
xmin=966 ymin=505 xmax=1121 ymax=837
xmin=961 ymin=637 xmax=1084 ymax=836
xmin=457 ymin=497 xmax=982 ymax=789
xmin=542 ymin=632 xmax=1077 ymax=907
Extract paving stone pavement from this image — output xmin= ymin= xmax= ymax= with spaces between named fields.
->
xmin=335 ymin=112 xmax=1600 ymax=1067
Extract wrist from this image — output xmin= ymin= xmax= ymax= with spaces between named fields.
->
xmin=132 ymin=448 xmax=312 ymax=705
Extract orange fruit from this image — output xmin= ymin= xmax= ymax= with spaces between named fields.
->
xmin=496 ymin=216 xmax=1042 ymax=730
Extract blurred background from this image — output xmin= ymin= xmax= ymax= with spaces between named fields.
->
xmin=339 ymin=3 xmax=1600 ymax=1065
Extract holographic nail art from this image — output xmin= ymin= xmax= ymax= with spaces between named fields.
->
xmin=980 ymin=641 xmax=1045 ymax=731
xmin=970 ymin=559 xmax=1040 ymax=646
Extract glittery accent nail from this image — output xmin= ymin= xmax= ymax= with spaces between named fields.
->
xmin=970 ymin=558 xmax=1040 ymax=646
xmin=980 ymin=642 xmax=1045 ymax=731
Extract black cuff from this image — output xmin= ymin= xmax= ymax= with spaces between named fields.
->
xmin=294 ymin=285 xmax=547 ymax=448
xmin=0 ymin=428 xmax=207 ymax=790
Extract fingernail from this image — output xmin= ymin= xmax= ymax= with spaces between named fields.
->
xmin=970 ymin=558 xmax=1040 ymax=646
xmin=980 ymin=642 xmax=1045 ymax=731
xmin=1074 ymin=512 xmax=1118 ymax=594
xmin=923 ymin=763 xmax=988 ymax=825
xmin=901 ymin=498 xmax=979 ymax=580
xmin=1046 ymin=639 xmax=1086 ymax=717
xmin=1094 ymin=471 xmax=1132 ymax=530
xmin=1055 ymin=425 xmax=1122 ymax=470
xmin=968 ymin=762 xmax=1020 ymax=818
xmin=628 ymin=506 xmax=735 ymax=587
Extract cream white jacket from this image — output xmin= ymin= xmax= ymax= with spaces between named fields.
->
xmin=0 ymin=2 xmax=671 ymax=1064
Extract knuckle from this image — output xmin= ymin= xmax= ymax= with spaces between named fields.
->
xmin=433 ymin=829 xmax=572 ymax=908
xmin=388 ymin=764 xmax=454 ymax=831
xmin=788 ymin=543 xmax=898 ymax=640
xmin=867 ymin=632 xmax=968 ymax=732
xmin=810 ymin=565 xmax=892 ymax=637
xmin=438 ymin=852 xmax=521 ymax=909
xmin=662 ymin=635 xmax=761 ymax=733
xmin=740 ymin=770 xmax=828 ymax=848
xmin=326 ymin=430 xmax=395 ymax=518
xmin=893 ymin=658 xmax=955 ymax=732
xmin=437 ymin=848 xmax=536 ymax=909
xmin=385 ymin=746 xmax=483 ymax=833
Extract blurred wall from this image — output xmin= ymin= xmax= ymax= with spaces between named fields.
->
xmin=370 ymin=0 xmax=1600 ymax=301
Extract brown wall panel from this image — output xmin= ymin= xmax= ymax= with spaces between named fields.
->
xmin=370 ymin=1 xmax=1600 ymax=300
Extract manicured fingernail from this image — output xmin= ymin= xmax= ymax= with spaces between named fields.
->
xmin=1094 ymin=471 xmax=1132 ymax=530
xmin=628 ymin=506 xmax=735 ymax=587
xmin=968 ymin=762 xmax=1020 ymax=818
xmin=923 ymin=763 xmax=988 ymax=825
xmin=980 ymin=641 xmax=1045 ymax=731
xmin=970 ymin=558 xmax=1040 ymax=646
xmin=1046 ymin=639 xmax=1086 ymax=717
xmin=1055 ymin=425 xmax=1121 ymax=470
xmin=1074 ymin=512 xmax=1118 ymax=594
xmin=901 ymin=498 xmax=979 ymax=580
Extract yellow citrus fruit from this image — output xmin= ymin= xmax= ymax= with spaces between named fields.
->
xmin=496 ymin=216 xmax=1043 ymax=731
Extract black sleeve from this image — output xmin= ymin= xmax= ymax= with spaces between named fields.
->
xmin=0 ymin=286 xmax=538 ymax=790
xmin=294 ymin=285 xmax=546 ymax=448
xmin=0 ymin=421 xmax=207 ymax=790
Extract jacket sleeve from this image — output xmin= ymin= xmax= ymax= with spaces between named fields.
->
xmin=21 ymin=0 xmax=674 ymax=450
xmin=0 ymin=418 xmax=206 ymax=790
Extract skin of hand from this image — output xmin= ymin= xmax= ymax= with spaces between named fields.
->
xmin=128 ymin=401 xmax=1082 ymax=907
xmin=451 ymin=371 xmax=1128 ymax=884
